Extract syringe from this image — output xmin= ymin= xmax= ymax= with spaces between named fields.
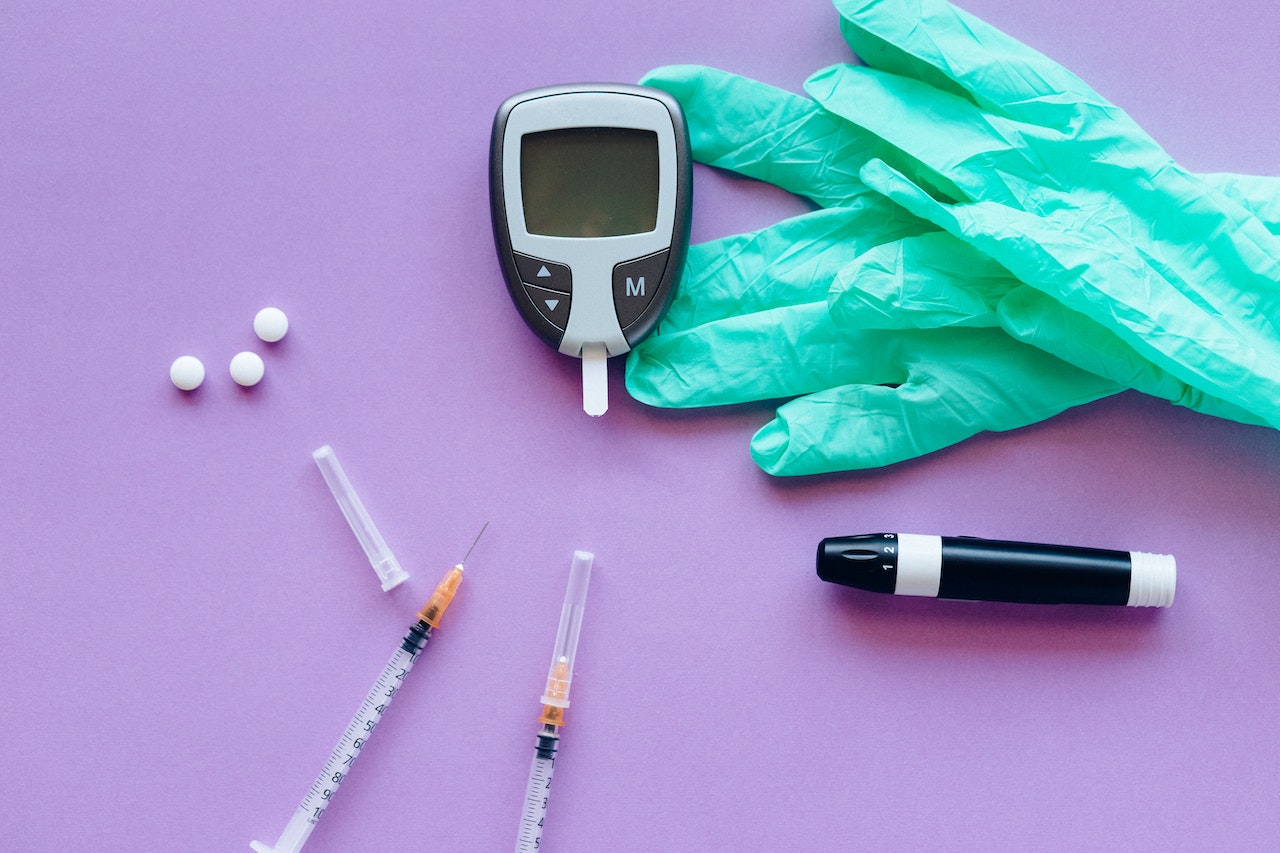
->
xmin=515 ymin=550 xmax=594 ymax=853
xmin=250 ymin=524 xmax=487 ymax=853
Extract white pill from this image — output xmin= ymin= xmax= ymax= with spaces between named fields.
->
xmin=254 ymin=306 xmax=289 ymax=342
xmin=170 ymin=355 xmax=206 ymax=391
xmin=229 ymin=351 xmax=265 ymax=387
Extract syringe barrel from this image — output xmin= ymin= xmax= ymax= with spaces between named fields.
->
xmin=297 ymin=643 xmax=421 ymax=830
xmin=515 ymin=730 xmax=559 ymax=853
xmin=249 ymin=641 xmax=422 ymax=853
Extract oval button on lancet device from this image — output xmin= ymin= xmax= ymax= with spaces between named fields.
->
xmin=490 ymin=84 xmax=692 ymax=416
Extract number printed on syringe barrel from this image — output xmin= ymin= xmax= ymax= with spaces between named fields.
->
xmin=250 ymin=526 xmax=486 ymax=853
xmin=305 ymin=642 xmax=421 ymax=823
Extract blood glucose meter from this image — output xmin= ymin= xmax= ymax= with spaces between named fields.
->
xmin=490 ymin=84 xmax=692 ymax=415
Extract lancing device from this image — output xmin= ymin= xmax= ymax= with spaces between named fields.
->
xmin=817 ymin=533 xmax=1176 ymax=607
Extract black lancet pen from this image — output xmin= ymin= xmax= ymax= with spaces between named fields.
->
xmin=817 ymin=533 xmax=1176 ymax=607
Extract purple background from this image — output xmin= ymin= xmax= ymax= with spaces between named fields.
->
xmin=3 ymin=1 xmax=1278 ymax=850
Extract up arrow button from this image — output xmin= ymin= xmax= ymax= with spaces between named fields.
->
xmin=513 ymin=253 xmax=572 ymax=293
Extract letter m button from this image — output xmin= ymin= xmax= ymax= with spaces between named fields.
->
xmin=612 ymin=250 xmax=670 ymax=329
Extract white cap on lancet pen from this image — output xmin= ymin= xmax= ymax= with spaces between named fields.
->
xmin=1127 ymin=550 xmax=1177 ymax=607
xmin=311 ymin=444 xmax=409 ymax=591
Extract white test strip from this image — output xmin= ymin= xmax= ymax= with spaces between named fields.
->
xmin=581 ymin=343 xmax=608 ymax=416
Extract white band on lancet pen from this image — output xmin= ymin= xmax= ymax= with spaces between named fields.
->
xmin=582 ymin=343 xmax=609 ymax=416
xmin=895 ymin=533 xmax=943 ymax=597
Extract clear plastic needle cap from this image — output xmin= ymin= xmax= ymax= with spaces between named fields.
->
xmin=541 ymin=551 xmax=594 ymax=710
xmin=312 ymin=445 xmax=409 ymax=591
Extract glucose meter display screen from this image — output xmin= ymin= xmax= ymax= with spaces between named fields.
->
xmin=521 ymin=127 xmax=659 ymax=238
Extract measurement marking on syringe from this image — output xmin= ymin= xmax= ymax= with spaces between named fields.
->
xmin=250 ymin=524 xmax=487 ymax=853
xmin=300 ymin=653 xmax=412 ymax=822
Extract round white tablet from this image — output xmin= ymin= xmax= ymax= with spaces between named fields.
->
xmin=170 ymin=355 xmax=206 ymax=391
xmin=229 ymin=351 xmax=265 ymax=387
xmin=253 ymin=306 xmax=289 ymax=342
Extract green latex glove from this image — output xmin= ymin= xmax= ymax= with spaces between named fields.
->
xmin=624 ymin=66 xmax=1278 ymax=474
xmin=815 ymin=0 xmax=1280 ymax=429
xmin=832 ymin=222 xmax=1275 ymax=427
xmin=625 ymin=206 xmax=1124 ymax=474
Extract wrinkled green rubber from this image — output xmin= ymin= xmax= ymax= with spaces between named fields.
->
xmin=818 ymin=0 xmax=1280 ymax=428
xmin=625 ymin=0 xmax=1280 ymax=474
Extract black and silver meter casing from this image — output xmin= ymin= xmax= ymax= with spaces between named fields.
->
xmin=490 ymin=84 xmax=692 ymax=362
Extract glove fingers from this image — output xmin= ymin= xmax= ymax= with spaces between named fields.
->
xmin=625 ymin=302 xmax=910 ymax=408
xmin=805 ymin=64 xmax=1037 ymax=207
xmin=827 ymin=231 xmax=1014 ymax=330
xmin=969 ymin=215 xmax=1280 ymax=428
xmin=997 ymin=286 xmax=1268 ymax=426
xmin=749 ymin=340 xmax=1122 ymax=475
xmin=639 ymin=65 xmax=901 ymax=209
xmin=666 ymin=205 xmax=932 ymax=331
xmin=863 ymin=159 xmax=1280 ymax=427
xmin=750 ymin=383 xmax=952 ymax=474
xmin=1199 ymin=173 xmax=1280 ymax=235
xmin=833 ymin=0 xmax=1108 ymax=130
xmin=829 ymin=228 xmax=1267 ymax=426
